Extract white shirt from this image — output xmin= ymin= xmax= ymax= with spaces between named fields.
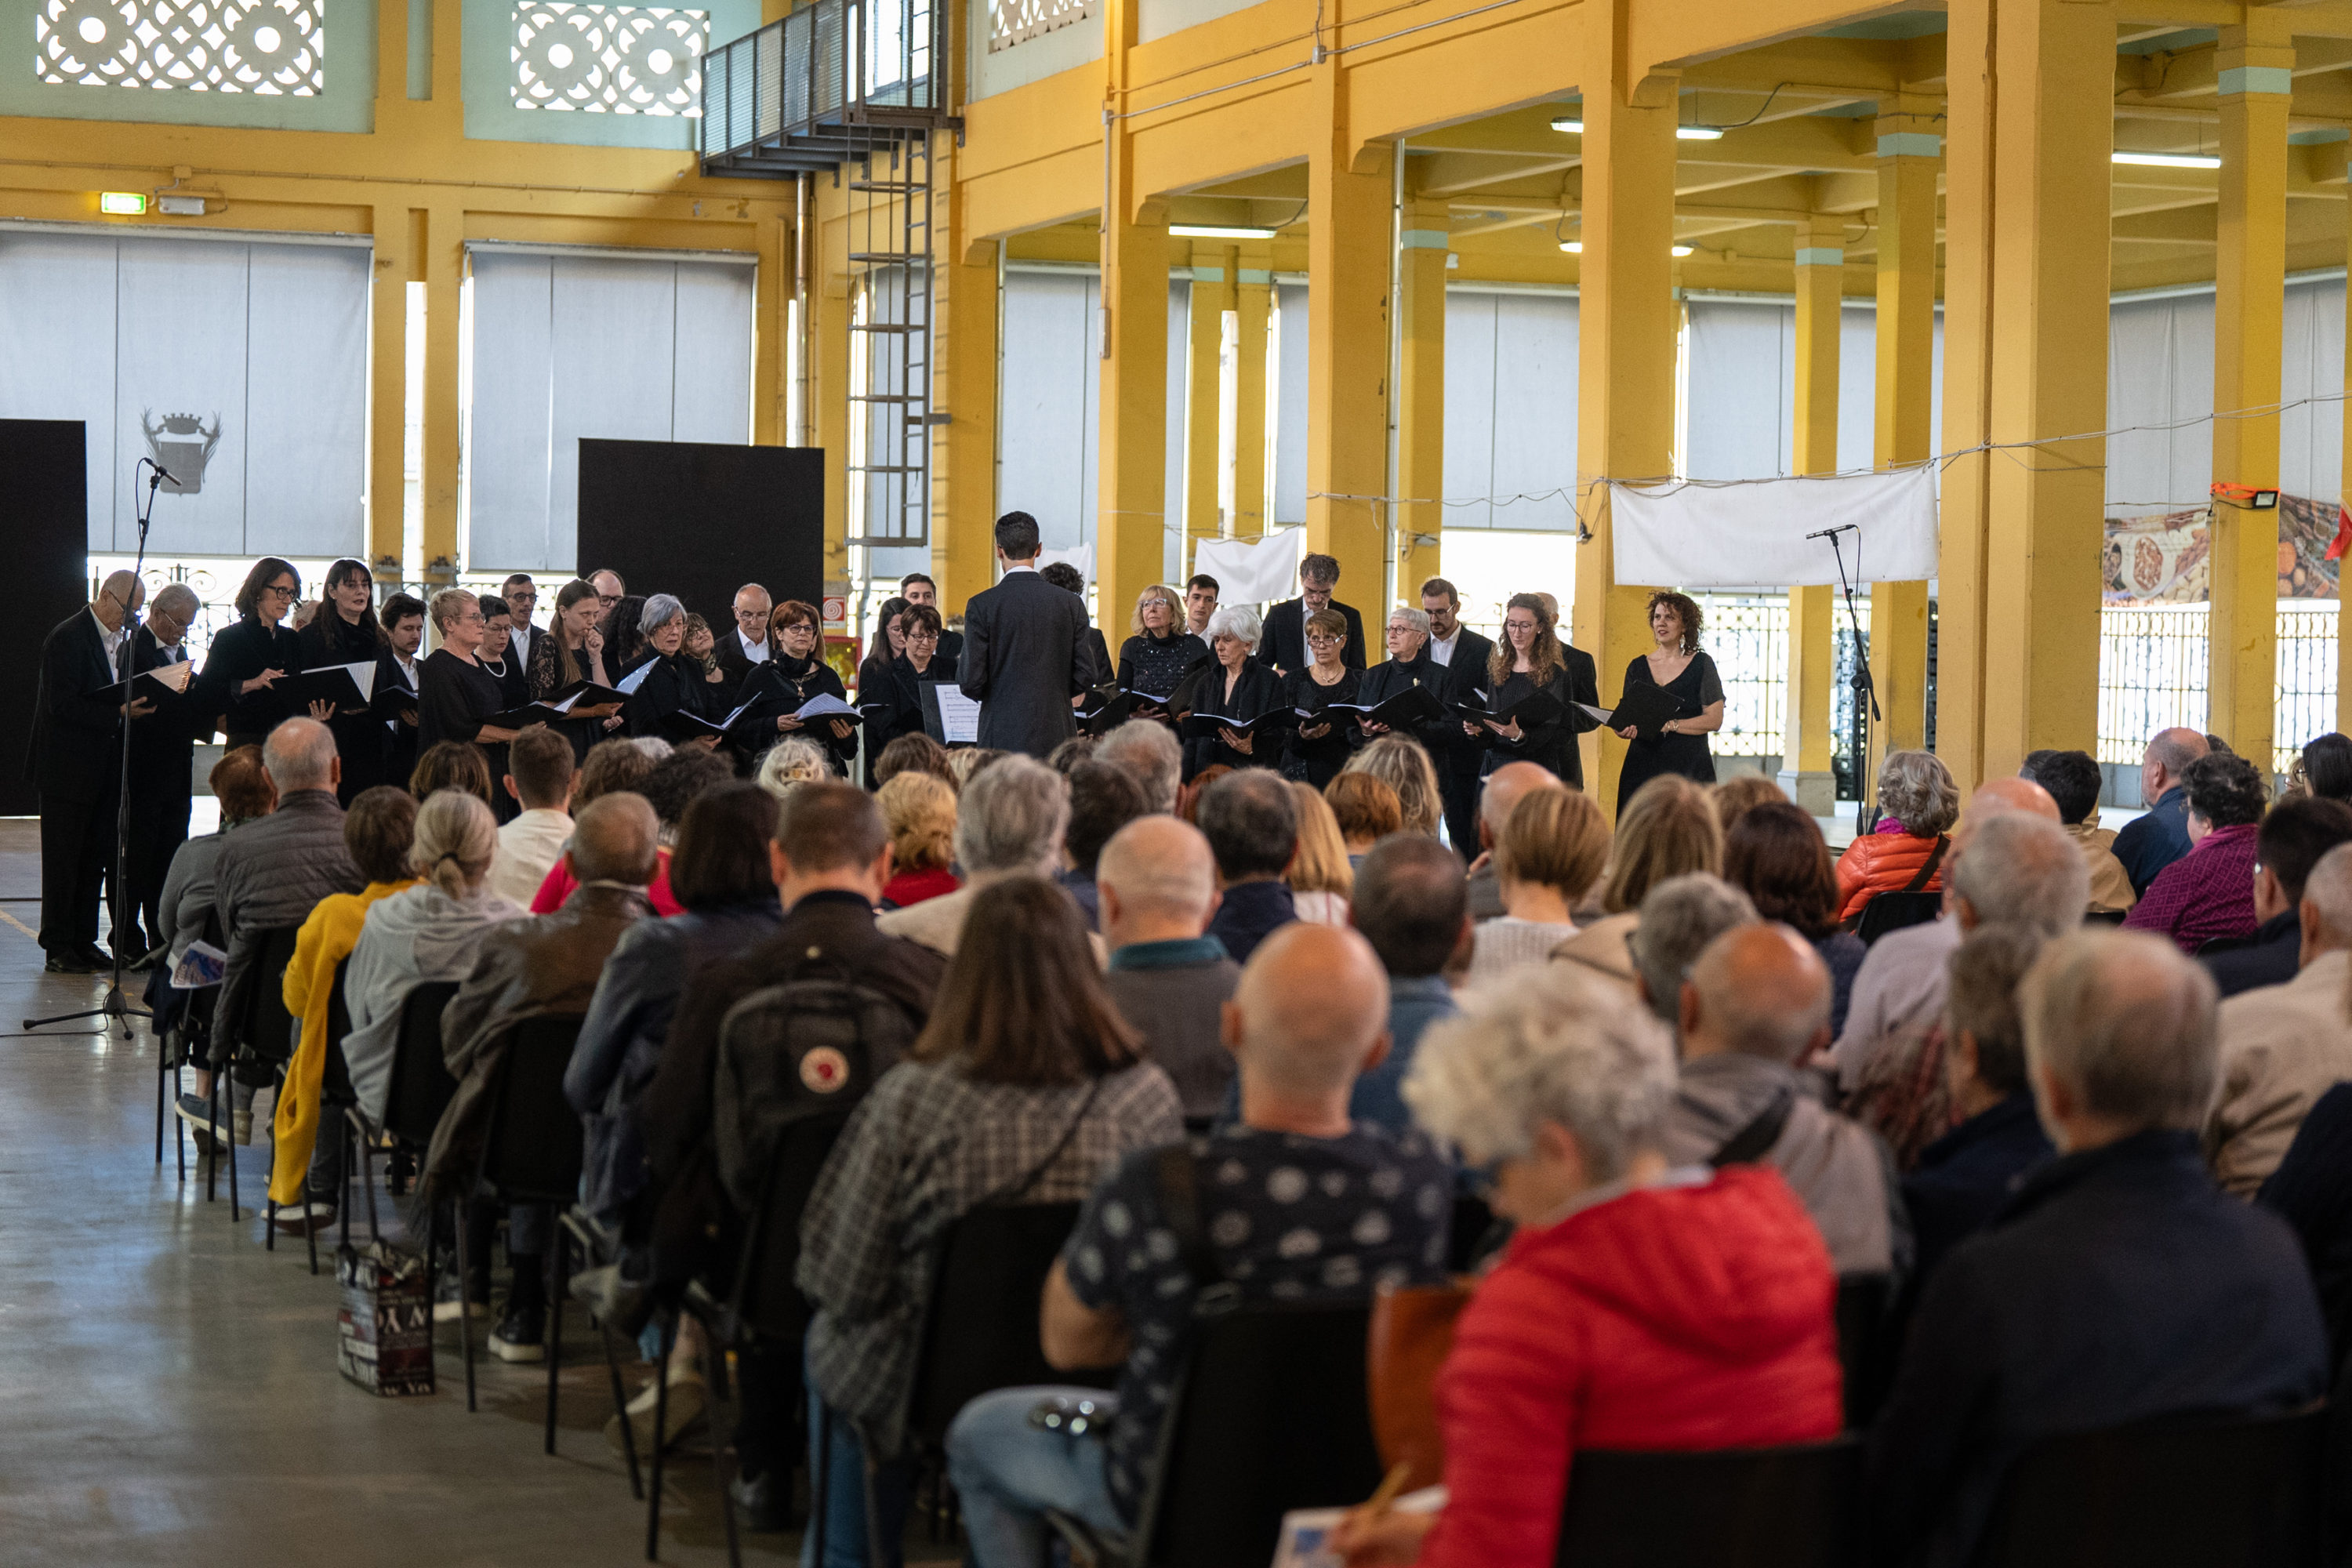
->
xmin=1428 ymin=627 xmax=1461 ymax=666
xmin=390 ymin=650 xmax=419 ymax=690
xmin=1002 ymin=561 xmax=1037 ymax=575
xmin=91 ymin=608 xmax=128 ymax=670
xmin=486 ymin=808 xmax=574 ymax=910
xmin=736 ymin=628 xmax=772 ymax=664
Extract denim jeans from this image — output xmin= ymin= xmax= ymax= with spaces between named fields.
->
xmin=800 ymin=1386 xmax=911 ymax=1568
xmin=945 ymin=1387 xmax=1130 ymax=1568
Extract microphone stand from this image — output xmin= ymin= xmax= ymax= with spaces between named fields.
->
xmin=1811 ymin=524 xmax=1883 ymax=834
xmin=24 ymin=459 xmax=165 ymax=1037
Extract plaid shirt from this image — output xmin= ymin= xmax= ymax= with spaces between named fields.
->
xmin=2122 ymin=822 xmax=2260 ymax=956
xmin=797 ymin=1057 xmax=1182 ymax=1457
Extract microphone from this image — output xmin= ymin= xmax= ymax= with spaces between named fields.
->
xmin=149 ymin=462 xmax=176 ymax=485
xmin=1804 ymin=524 xmax=1858 ymax=540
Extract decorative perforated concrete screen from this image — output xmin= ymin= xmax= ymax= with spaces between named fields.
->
xmin=511 ymin=1 xmax=706 ymax=114
xmin=36 ymin=0 xmax=323 ymax=93
xmin=989 ymin=0 xmax=1088 ymax=51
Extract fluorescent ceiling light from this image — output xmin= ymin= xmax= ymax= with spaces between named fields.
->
xmin=2111 ymin=151 xmax=2220 ymax=169
xmin=1671 ymin=245 xmax=1694 ymax=257
xmin=1551 ymin=117 xmax=1582 ymax=133
xmin=1170 ymin=223 xmax=1278 ymax=239
xmin=1676 ymin=125 xmax=1725 ymax=141
xmin=1560 ymin=241 xmax=1700 ymax=257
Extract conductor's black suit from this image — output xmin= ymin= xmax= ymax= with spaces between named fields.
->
xmin=957 ymin=564 xmax=1091 ymax=759
xmin=26 ymin=608 xmax=125 ymax=961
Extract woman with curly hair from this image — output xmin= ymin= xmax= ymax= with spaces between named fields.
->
xmin=1343 ymin=734 xmax=1444 ymax=839
xmin=1468 ymin=593 xmax=1573 ymax=781
xmin=1612 ymin=590 xmax=1726 ymax=813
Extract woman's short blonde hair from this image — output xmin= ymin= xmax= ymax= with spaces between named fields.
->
xmin=1877 ymin=749 xmax=1961 ymax=837
xmin=1130 ymin=583 xmax=1181 ymax=638
xmin=1404 ymin=962 xmax=1678 ymax=1175
xmin=1325 ymin=771 xmax=1402 ymax=846
xmin=411 ymin=788 xmax=498 ymax=898
xmin=1600 ymin=774 xmax=1722 ymax=914
xmin=756 ymin=737 xmax=833 ymax=799
xmin=877 ymin=771 xmax=957 ymax=874
xmin=1286 ymin=782 xmax=1355 ymax=898
xmin=1344 ymin=735 xmax=1443 ymax=838
xmin=1496 ymin=787 xmax=1611 ymax=903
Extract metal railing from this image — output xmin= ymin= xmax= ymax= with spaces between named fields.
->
xmin=2095 ymin=602 xmax=2341 ymax=777
xmin=698 ymin=0 xmax=949 ymax=176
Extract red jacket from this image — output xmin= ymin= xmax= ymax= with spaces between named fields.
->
xmin=1834 ymin=831 xmax=1945 ymax=921
xmin=1412 ymin=1165 xmax=1845 ymax=1568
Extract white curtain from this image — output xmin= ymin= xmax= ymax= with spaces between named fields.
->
xmin=1273 ymin=281 xmax=1309 ymax=526
xmin=2106 ymin=291 xmax=2216 ymax=515
xmin=463 ymin=246 xmax=755 ymax=573
xmin=1443 ymin=288 xmax=1580 ymax=532
xmin=1682 ymin=299 xmax=1936 ymax=483
xmin=0 ymin=227 xmax=368 ymax=555
xmin=2278 ymin=278 xmax=2343 ymax=508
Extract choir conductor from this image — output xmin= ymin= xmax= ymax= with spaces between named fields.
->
xmin=958 ymin=510 xmax=1090 ymax=759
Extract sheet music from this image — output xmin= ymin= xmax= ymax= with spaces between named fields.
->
xmin=933 ymin=686 xmax=982 ymax=745
xmin=615 ymin=662 xmax=655 ymax=696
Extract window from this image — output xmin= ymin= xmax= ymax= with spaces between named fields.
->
xmin=37 ymin=0 xmax=325 ymax=93
xmin=512 ymin=0 xmax=706 ymax=115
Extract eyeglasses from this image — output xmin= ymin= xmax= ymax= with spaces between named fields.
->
xmin=907 ymin=630 xmax=940 ymax=644
xmin=1306 ymin=632 xmax=1341 ymax=646
xmin=263 ymin=581 xmax=298 ymax=599
xmin=1386 ymin=624 xmax=1417 ymax=636
xmin=597 ymin=593 xmax=619 ymax=607
xmin=1504 ymin=619 xmax=1539 ymax=633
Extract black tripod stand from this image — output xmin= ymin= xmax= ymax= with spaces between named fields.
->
xmin=24 ymin=459 xmax=169 ymax=1038
xmin=1808 ymin=522 xmax=1883 ymax=833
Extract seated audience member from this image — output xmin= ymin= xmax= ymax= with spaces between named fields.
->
xmin=1709 ymin=772 xmax=1788 ymax=840
xmin=876 ymin=772 xmax=960 ymax=909
xmin=1663 ymin=924 xmax=1906 ymax=1279
xmin=1094 ymin=719 xmax=1182 ymax=815
xmin=1332 ymin=965 xmax=1845 ymax=1568
xmin=1341 ymin=734 xmax=1444 ymax=840
xmin=2294 ymin=731 xmax=2352 ymax=803
xmin=946 ymin=924 xmax=1450 ymax=1568
xmin=2124 ymin=750 xmax=2268 ymax=953
xmin=2258 ymin=1083 xmax=2352 ymax=1362
xmin=2020 ymin=748 xmax=2135 ymax=915
xmin=1197 ymin=768 xmax=1301 ymax=964
xmin=211 ymin=720 xmax=365 ymax=1134
xmin=410 ymin=739 xmax=493 ymax=804
xmin=1327 ymin=771 xmax=1403 ymax=867
xmin=1098 ymin=816 xmax=1241 ymax=1121
xmin=2206 ymin=843 xmax=2352 ymax=1197
xmin=1902 ymin=924 xmax=2055 ymax=1291
xmin=159 ymin=746 xmax=278 ymax=1138
xmin=423 ymin=792 xmax=659 ymax=1361
xmin=878 ymin=756 xmax=1077 ymax=960
xmin=804 ymin=877 xmax=1181 ymax=1564
xmin=1461 ymin=761 xmax=1564 ymax=921
xmin=1060 ymin=760 xmax=1150 ymax=930
xmin=1627 ymin=874 xmax=1759 ymax=1030
xmin=949 ymin=746 xmax=1006 ymax=789
xmin=1556 ymin=773 xmax=1722 ymax=985
xmin=1467 ymin=788 xmax=1609 ymax=986
xmin=1047 ymin=735 xmax=1098 ymax=776
xmin=1348 ymin=834 xmax=1473 ymax=1134
xmin=1726 ymin=801 xmax=1867 ymax=1036
xmin=1287 ymin=782 xmax=1355 ymax=926
xmin=486 ymin=724 xmax=577 ymax=908
xmin=2112 ymin=727 xmax=2209 ymax=898
xmin=641 ymin=747 xmax=738 ymax=845
xmin=268 ymin=786 xmax=421 ymax=1229
xmin=873 ymin=731 xmax=957 ymax=792
xmin=1834 ymin=750 xmax=1959 ymax=924
xmin=2201 ymin=794 xmax=2352 ymax=997
xmin=1869 ymin=930 xmax=2328 ymax=1568
xmin=530 ymin=738 xmax=684 ymax=916
xmin=755 ymin=735 xmax=835 ymax=799
xmin=1831 ymin=784 xmax=2076 ymax=1096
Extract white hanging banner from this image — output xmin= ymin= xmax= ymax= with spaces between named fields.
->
xmin=1609 ymin=466 xmax=1940 ymax=590
xmin=1036 ymin=543 xmax=1096 ymax=581
xmin=1192 ymin=526 xmax=1305 ymax=605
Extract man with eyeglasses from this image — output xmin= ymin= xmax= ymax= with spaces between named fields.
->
xmin=900 ymin=572 xmax=965 ymax=667
xmin=589 ymin=568 xmax=627 ymax=626
xmin=502 ymin=575 xmax=542 ymax=670
xmin=714 ymin=582 xmax=775 ymax=695
xmin=122 ymin=583 xmax=208 ymax=966
xmin=1255 ymin=554 xmax=1366 ymax=677
xmin=1418 ymin=577 xmax=1499 ymax=850
xmin=30 ymin=569 xmax=147 ymax=972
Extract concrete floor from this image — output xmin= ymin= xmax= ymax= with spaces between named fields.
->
xmin=0 ymin=816 xmax=896 ymax=1567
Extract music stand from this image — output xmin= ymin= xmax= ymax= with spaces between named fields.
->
xmin=24 ymin=459 xmax=166 ymax=1036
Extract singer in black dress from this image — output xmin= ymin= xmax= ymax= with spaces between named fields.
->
xmin=200 ymin=557 xmax=311 ymax=752
xmin=297 ymin=557 xmax=390 ymax=803
xmin=416 ymin=590 xmax=524 ymax=799
xmin=1184 ymin=606 xmax=1287 ymax=779
xmin=1283 ymin=608 xmax=1363 ymax=788
xmin=1467 ymin=593 xmax=1573 ymax=781
xmin=1116 ymin=585 xmax=1209 ymax=705
xmin=1613 ymin=590 xmax=1727 ymax=814
xmin=735 ymin=599 xmax=858 ymax=774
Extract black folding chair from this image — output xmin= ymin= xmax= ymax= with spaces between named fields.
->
xmin=1832 ymin=1272 xmax=1893 ymax=1429
xmin=209 ymin=923 xmax=303 ymax=1229
xmin=1854 ymin=891 xmax=1942 ymax=946
xmin=1976 ymin=1404 xmax=2328 ymax=1568
xmin=1549 ymin=1437 xmax=1864 ymax=1568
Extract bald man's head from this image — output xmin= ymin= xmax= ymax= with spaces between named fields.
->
xmin=1098 ymin=815 xmax=1217 ymax=932
xmin=568 ymin=791 xmax=659 ymax=884
xmin=1682 ymin=923 xmax=1831 ymax=1064
xmin=263 ymin=717 xmax=339 ymax=793
xmin=1227 ymin=924 xmax=1392 ymax=1098
xmin=93 ymin=570 xmax=145 ymax=632
xmin=1963 ymin=776 xmax=2060 ymax=829
xmin=1479 ymin=760 xmax=1566 ymax=848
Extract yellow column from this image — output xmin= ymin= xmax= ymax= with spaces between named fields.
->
xmin=1573 ymin=54 xmax=1681 ymax=811
xmin=1940 ymin=0 xmax=2111 ymax=786
xmin=1396 ymin=198 xmax=1449 ymax=597
xmin=1871 ymin=97 xmax=1937 ymax=756
xmin=419 ymin=204 xmax=461 ymax=584
xmin=1232 ymin=245 xmax=1272 ymax=539
xmin=933 ymin=227 xmax=1000 ymax=613
xmin=753 ymin=212 xmax=788 ymax=447
xmin=814 ymin=241 xmax=852 ymax=594
xmin=1305 ymin=66 xmax=1392 ymax=598
xmin=368 ymin=209 xmax=407 ymax=576
xmin=1783 ymin=216 xmax=1842 ymax=815
xmin=2209 ymin=19 xmax=2294 ymax=776
xmin=1184 ymin=246 xmax=1229 ymax=560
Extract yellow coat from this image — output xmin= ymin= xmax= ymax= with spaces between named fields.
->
xmin=270 ymin=879 xmax=419 ymax=1207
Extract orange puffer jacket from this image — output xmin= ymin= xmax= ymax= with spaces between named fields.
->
xmin=1833 ymin=830 xmax=1946 ymax=922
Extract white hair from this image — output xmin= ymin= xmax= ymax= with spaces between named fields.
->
xmin=1095 ymin=720 xmax=1182 ymax=814
xmin=953 ymin=754 xmax=1069 ymax=876
xmin=1204 ymin=604 xmax=1262 ymax=652
xmin=262 ymin=717 xmax=337 ymax=793
xmin=639 ymin=593 xmax=686 ymax=635
xmin=1405 ymin=963 xmax=1678 ymax=1178
xmin=756 ymin=737 xmax=833 ymax=798
xmin=1387 ymin=605 xmax=1432 ymax=637
xmin=1950 ymin=814 xmax=2089 ymax=935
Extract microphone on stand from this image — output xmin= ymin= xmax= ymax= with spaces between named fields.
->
xmin=1803 ymin=524 xmax=1858 ymax=541
xmin=148 ymin=463 xmax=176 ymax=485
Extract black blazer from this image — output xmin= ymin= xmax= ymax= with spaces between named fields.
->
xmin=1184 ymin=659 xmax=1286 ymax=779
xmin=1256 ymin=597 xmax=1368 ymax=675
xmin=200 ymin=616 xmax=307 ymax=746
xmin=713 ymin=630 xmax=775 ymax=699
xmin=1427 ymin=629 xmax=1497 ymax=760
xmin=621 ymin=652 xmax=721 ymax=739
xmin=1357 ymin=652 xmax=1458 ymax=755
xmin=739 ymin=654 xmax=858 ymax=770
xmin=25 ymin=608 xmax=123 ymax=796
xmin=958 ymin=568 xmax=1091 ymax=758
xmin=127 ymin=625 xmax=205 ymax=796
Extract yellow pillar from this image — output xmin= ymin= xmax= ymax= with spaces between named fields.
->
xmin=1938 ymin=0 xmax=2111 ymax=787
xmin=933 ymin=225 xmax=999 ymax=614
xmin=368 ymin=209 xmax=407 ymax=576
xmin=1573 ymin=53 xmax=1681 ymax=811
xmin=419 ymin=204 xmax=461 ymax=584
xmin=2209 ymin=19 xmax=2293 ymax=777
xmin=1396 ymin=198 xmax=1449 ymax=598
xmin=1783 ymin=215 xmax=1842 ymax=815
xmin=813 ymin=233 xmax=852 ymax=594
xmin=1184 ymin=246 xmax=1229 ymax=560
xmin=1305 ymin=67 xmax=1392 ymax=601
xmin=1232 ymin=245 xmax=1272 ymax=539
xmin=753 ymin=212 xmax=789 ymax=448
xmin=1871 ymin=97 xmax=1937 ymax=757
